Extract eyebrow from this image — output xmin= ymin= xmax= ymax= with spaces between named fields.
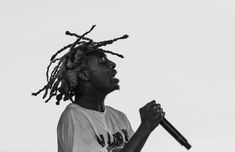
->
xmin=91 ymin=51 xmax=107 ymax=58
xmin=99 ymin=53 xmax=107 ymax=58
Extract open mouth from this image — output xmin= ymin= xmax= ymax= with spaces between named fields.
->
xmin=110 ymin=69 xmax=119 ymax=83
xmin=111 ymin=69 xmax=117 ymax=77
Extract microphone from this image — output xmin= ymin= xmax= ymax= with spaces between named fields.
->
xmin=160 ymin=117 xmax=191 ymax=150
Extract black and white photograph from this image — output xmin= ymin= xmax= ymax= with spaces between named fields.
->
xmin=0 ymin=0 xmax=234 ymax=152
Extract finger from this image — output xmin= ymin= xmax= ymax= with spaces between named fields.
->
xmin=151 ymin=108 xmax=162 ymax=116
xmin=152 ymin=105 xmax=162 ymax=113
xmin=145 ymin=100 xmax=156 ymax=108
xmin=152 ymin=104 xmax=161 ymax=109
xmin=154 ymin=109 xmax=165 ymax=119
xmin=139 ymin=100 xmax=156 ymax=113
xmin=160 ymin=111 xmax=165 ymax=118
xmin=153 ymin=113 xmax=163 ymax=122
xmin=148 ymin=100 xmax=156 ymax=106
xmin=156 ymin=109 xmax=163 ymax=114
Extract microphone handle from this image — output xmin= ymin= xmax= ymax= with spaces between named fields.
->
xmin=160 ymin=117 xmax=191 ymax=150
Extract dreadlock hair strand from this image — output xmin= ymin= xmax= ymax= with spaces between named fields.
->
xmin=101 ymin=49 xmax=124 ymax=58
xmin=50 ymin=44 xmax=73 ymax=61
xmin=46 ymin=58 xmax=61 ymax=81
xmin=32 ymin=85 xmax=47 ymax=96
xmin=93 ymin=34 xmax=129 ymax=48
xmin=32 ymin=25 xmax=128 ymax=105
xmin=70 ymin=25 xmax=96 ymax=51
xmin=65 ymin=31 xmax=93 ymax=41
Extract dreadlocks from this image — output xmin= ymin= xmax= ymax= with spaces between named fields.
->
xmin=32 ymin=25 xmax=128 ymax=105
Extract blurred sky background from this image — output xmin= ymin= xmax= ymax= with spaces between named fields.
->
xmin=0 ymin=0 xmax=235 ymax=152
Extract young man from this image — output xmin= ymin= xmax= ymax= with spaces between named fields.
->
xmin=32 ymin=25 xmax=165 ymax=152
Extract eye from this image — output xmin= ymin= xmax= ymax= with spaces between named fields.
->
xmin=100 ymin=57 xmax=107 ymax=63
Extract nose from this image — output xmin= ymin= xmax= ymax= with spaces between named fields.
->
xmin=108 ymin=59 xmax=116 ymax=69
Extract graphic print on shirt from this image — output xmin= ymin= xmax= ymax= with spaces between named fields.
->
xmin=96 ymin=129 xmax=130 ymax=152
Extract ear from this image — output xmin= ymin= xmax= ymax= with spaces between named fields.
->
xmin=77 ymin=69 xmax=90 ymax=82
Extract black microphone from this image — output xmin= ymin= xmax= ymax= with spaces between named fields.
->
xmin=160 ymin=117 xmax=191 ymax=150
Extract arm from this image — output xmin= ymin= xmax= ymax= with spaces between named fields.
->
xmin=120 ymin=100 xmax=165 ymax=152
xmin=120 ymin=123 xmax=151 ymax=152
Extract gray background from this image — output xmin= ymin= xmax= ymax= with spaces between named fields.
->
xmin=0 ymin=0 xmax=234 ymax=151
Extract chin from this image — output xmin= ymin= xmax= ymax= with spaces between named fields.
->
xmin=114 ymin=84 xmax=120 ymax=91
xmin=108 ymin=84 xmax=120 ymax=93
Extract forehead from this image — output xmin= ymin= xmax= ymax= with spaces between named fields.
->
xmin=83 ymin=51 xmax=107 ymax=70
xmin=85 ymin=50 xmax=107 ymax=60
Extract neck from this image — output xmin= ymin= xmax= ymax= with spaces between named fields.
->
xmin=74 ymin=89 xmax=107 ymax=112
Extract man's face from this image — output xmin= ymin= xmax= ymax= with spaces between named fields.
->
xmin=86 ymin=52 xmax=120 ymax=94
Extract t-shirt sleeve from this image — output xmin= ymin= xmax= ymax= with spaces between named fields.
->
xmin=122 ymin=113 xmax=135 ymax=140
xmin=57 ymin=111 xmax=74 ymax=152
xmin=57 ymin=110 xmax=105 ymax=152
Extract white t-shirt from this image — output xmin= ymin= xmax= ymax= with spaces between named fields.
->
xmin=57 ymin=103 xmax=134 ymax=152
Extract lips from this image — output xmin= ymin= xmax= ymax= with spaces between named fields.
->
xmin=110 ymin=69 xmax=117 ymax=77
xmin=112 ymin=77 xmax=119 ymax=83
xmin=110 ymin=69 xmax=119 ymax=83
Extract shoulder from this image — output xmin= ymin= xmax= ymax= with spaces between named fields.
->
xmin=105 ymin=106 xmax=129 ymax=120
xmin=61 ymin=103 xmax=82 ymax=116
xmin=58 ymin=103 xmax=88 ymax=125
xmin=106 ymin=106 xmax=125 ymax=115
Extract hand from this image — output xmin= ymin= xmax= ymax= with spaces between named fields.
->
xmin=139 ymin=100 xmax=165 ymax=132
